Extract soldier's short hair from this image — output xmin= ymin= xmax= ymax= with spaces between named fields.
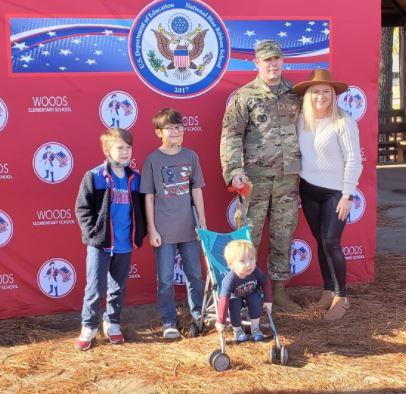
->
xmin=224 ymin=240 xmax=256 ymax=268
xmin=153 ymin=108 xmax=183 ymax=129
xmin=100 ymin=127 xmax=133 ymax=153
xmin=255 ymin=39 xmax=283 ymax=59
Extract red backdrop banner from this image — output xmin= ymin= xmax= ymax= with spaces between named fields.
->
xmin=0 ymin=0 xmax=379 ymax=319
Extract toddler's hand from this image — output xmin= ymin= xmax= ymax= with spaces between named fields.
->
xmin=263 ymin=302 xmax=272 ymax=313
xmin=215 ymin=322 xmax=226 ymax=333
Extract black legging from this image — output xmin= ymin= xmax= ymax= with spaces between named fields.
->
xmin=299 ymin=178 xmax=347 ymax=297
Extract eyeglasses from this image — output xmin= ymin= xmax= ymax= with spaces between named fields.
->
xmin=162 ymin=125 xmax=185 ymax=132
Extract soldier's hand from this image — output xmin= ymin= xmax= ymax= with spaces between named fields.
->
xmin=232 ymin=173 xmax=248 ymax=189
xmin=215 ymin=322 xmax=226 ymax=333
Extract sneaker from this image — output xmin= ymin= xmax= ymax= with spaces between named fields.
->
xmin=251 ymin=328 xmax=265 ymax=342
xmin=74 ymin=327 xmax=98 ymax=351
xmin=163 ymin=322 xmax=181 ymax=340
xmin=103 ymin=321 xmax=124 ymax=344
xmin=234 ymin=328 xmax=248 ymax=343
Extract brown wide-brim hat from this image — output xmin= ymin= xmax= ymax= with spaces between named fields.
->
xmin=292 ymin=69 xmax=348 ymax=96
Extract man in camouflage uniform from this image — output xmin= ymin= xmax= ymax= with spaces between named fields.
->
xmin=220 ymin=39 xmax=301 ymax=312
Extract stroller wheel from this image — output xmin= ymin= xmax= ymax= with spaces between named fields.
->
xmin=280 ymin=345 xmax=288 ymax=366
xmin=269 ymin=345 xmax=279 ymax=364
xmin=212 ymin=352 xmax=231 ymax=372
xmin=208 ymin=349 xmax=222 ymax=366
xmin=189 ymin=323 xmax=198 ymax=337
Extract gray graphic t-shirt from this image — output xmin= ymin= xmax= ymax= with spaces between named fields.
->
xmin=140 ymin=147 xmax=205 ymax=244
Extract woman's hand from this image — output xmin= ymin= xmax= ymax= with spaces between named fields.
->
xmin=215 ymin=322 xmax=226 ymax=333
xmin=336 ymin=196 xmax=353 ymax=221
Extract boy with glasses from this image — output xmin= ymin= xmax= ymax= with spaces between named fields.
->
xmin=140 ymin=108 xmax=206 ymax=339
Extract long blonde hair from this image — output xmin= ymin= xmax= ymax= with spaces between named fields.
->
xmin=301 ymin=85 xmax=347 ymax=131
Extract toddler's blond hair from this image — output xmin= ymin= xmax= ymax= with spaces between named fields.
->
xmin=224 ymin=240 xmax=256 ymax=268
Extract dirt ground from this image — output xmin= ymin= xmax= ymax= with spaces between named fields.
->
xmin=0 ymin=247 xmax=405 ymax=393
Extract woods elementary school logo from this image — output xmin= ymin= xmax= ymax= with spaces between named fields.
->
xmin=37 ymin=258 xmax=76 ymax=298
xmin=0 ymin=210 xmax=13 ymax=247
xmin=227 ymin=197 xmax=239 ymax=229
xmin=347 ymin=188 xmax=366 ymax=224
xmin=290 ymin=239 xmax=312 ymax=275
xmin=99 ymin=91 xmax=138 ymax=129
xmin=129 ymin=0 xmax=230 ymax=98
xmin=33 ymin=142 xmax=73 ymax=184
xmin=337 ymin=86 xmax=367 ymax=122
xmin=0 ymin=98 xmax=9 ymax=132
xmin=173 ymin=250 xmax=186 ymax=286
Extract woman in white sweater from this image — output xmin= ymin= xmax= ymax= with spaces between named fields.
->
xmin=292 ymin=69 xmax=363 ymax=320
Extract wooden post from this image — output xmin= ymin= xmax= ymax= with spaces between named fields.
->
xmin=400 ymin=26 xmax=405 ymax=115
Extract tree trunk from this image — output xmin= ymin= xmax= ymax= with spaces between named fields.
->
xmin=379 ymin=27 xmax=394 ymax=112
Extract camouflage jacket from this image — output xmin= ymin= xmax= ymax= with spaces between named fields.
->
xmin=220 ymin=76 xmax=301 ymax=184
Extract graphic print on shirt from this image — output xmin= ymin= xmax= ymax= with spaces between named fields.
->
xmin=161 ymin=164 xmax=192 ymax=196
xmin=234 ymin=280 xmax=258 ymax=298
xmin=111 ymin=187 xmax=129 ymax=204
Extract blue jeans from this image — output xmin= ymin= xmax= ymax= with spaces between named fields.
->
xmin=155 ymin=240 xmax=204 ymax=324
xmin=229 ymin=291 xmax=262 ymax=327
xmin=81 ymin=246 xmax=131 ymax=329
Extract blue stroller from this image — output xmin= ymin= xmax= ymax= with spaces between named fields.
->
xmin=192 ymin=193 xmax=288 ymax=371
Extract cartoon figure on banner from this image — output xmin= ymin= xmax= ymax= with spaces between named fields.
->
xmin=99 ymin=91 xmax=138 ymax=130
xmin=107 ymin=94 xmax=121 ymax=127
xmin=347 ymin=189 xmax=366 ymax=224
xmin=37 ymin=258 xmax=76 ymax=298
xmin=337 ymin=86 xmax=367 ymax=122
xmin=150 ymin=15 xmax=213 ymax=81
xmin=226 ymin=197 xmax=239 ymax=230
xmin=290 ymin=239 xmax=312 ymax=276
xmin=42 ymin=145 xmax=55 ymax=182
xmin=33 ymin=142 xmax=73 ymax=184
xmin=173 ymin=250 xmax=186 ymax=285
xmin=106 ymin=93 xmax=134 ymax=128
xmin=45 ymin=261 xmax=59 ymax=296
xmin=0 ymin=98 xmax=8 ymax=132
xmin=0 ymin=210 xmax=13 ymax=247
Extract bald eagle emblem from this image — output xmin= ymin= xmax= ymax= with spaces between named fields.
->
xmin=147 ymin=14 xmax=214 ymax=81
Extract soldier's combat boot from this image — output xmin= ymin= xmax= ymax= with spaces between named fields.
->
xmin=272 ymin=280 xmax=302 ymax=313
xmin=315 ymin=290 xmax=333 ymax=310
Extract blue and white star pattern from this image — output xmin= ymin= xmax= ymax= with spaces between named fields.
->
xmin=10 ymin=18 xmax=329 ymax=73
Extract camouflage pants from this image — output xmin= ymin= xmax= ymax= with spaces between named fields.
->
xmin=244 ymin=174 xmax=298 ymax=281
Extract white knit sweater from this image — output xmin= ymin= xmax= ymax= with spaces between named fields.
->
xmin=298 ymin=115 xmax=363 ymax=195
